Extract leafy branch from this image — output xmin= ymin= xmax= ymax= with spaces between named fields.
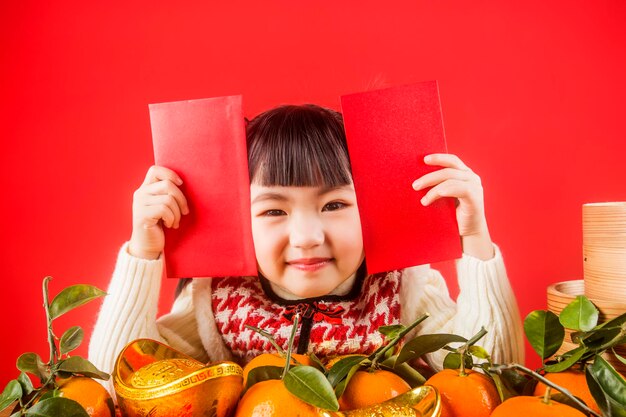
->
xmin=0 ymin=276 xmax=108 ymax=417
xmin=489 ymin=363 xmax=602 ymax=417
xmin=523 ymin=295 xmax=626 ymax=416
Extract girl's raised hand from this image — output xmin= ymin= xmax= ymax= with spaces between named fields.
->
xmin=411 ymin=154 xmax=494 ymax=260
xmin=128 ymin=166 xmax=190 ymax=260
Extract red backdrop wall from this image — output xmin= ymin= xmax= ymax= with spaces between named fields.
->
xmin=1 ymin=0 xmax=625 ymax=386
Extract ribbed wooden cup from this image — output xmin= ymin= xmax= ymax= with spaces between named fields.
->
xmin=547 ymin=280 xmax=626 ymax=374
xmin=583 ymin=202 xmax=626 ymax=301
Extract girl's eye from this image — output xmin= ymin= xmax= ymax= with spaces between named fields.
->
xmin=322 ymin=201 xmax=347 ymax=212
xmin=262 ymin=209 xmax=286 ymax=217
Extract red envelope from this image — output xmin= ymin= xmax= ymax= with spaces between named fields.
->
xmin=340 ymin=81 xmax=462 ymax=274
xmin=149 ymin=95 xmax=257 ymax=278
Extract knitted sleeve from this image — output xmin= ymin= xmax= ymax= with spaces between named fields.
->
xmin=87 ymin=242 xmax=208 ymax=395
xmin=399 ymin=244 xmax=525 ymax=370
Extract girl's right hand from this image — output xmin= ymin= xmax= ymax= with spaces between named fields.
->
xmin=128 ymin=166 xmax=190 ymax=259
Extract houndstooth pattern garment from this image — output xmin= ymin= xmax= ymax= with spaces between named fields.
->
xmin=211 ymin=270 xmax=402 ymax=364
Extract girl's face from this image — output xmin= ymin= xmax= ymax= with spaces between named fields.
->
xmin=250 ymin=182 xmax=365 ymax=298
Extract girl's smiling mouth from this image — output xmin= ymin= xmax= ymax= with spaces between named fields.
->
xmin=287 ymin=258 xmax=333 ymax=272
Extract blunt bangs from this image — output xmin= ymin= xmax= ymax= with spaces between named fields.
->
xmin=247 ymin=104 xmax=353 ymax=187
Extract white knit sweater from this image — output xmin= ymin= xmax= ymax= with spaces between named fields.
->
xmin=89 ymin=242 xmax=525 ymax=395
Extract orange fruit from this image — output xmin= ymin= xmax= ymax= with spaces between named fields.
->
xmin=234 ymin=378 xmax=318 ymax=417
xmin=57 ymin=377 xmax=115 ymax=417
xmin=533 ymin=370 xmax=600 ymax=414
xmin=425 ymin=369 xmax=500 ymax=417
xmin=243 ymin=353 xmax=313 ymax=386
xmin=491 ymin=395 xmax=586 ymax=416
xmin=337 ymin=369 xmax=411 ymax=411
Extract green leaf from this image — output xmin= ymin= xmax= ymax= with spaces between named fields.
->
xmin=395 ymin=333 xmax=467 ymax=366
xmin=523 ymin=310 xmax=564 ymax=360
xmin=17 ymin=372 xmax=34 ymax=396
xmin=489 ymin=372 xmax=514 ymax=402
xmin=25 ymin=397 xmax=90 ymax=417
xmin=586 ymin=356 xmax=626 ymax=416
xmin=442 ymin=352 xmax=473 ymax=370
xmin=334 ymin=362 xmax=362 ymax=399
xmin=39 ymin=389 xmax=61 ymax=402
xmin=488 ymin=369 xmax=529 ymax=402
xmin=469 ymin=345 xmax=491 ymax=360
xmin=244 ymin=365 xmax=282 ymax=390
xmin=559 ymin=296 xmax=599 ymax=332
xmin=326 ymin=355 xmax=367 ymax=388
xmin=55 ymin=357 xmax=109 ymax=380
xmin=613 ymin=348 xmax=626 ymax=366
xmin=377 ymin=325 xmax=406 ymax=340
xmin=284 ymin=366 xmax=339 ymax=411
xmin=0 ymin=380 xmax=22 ymax=412
xmin=59 ymin=326 xmax=84 ymax=355
xmin=550 ymin=393 xmax=592 ymax=415
xmin=543 ymin=347 xmax=586 ymax=373
xmin=587 ymin=365 xmax=610 ymax=416
xmin=594 ymin=312 xmax=626 ymax=330
xmin=307 ymin=352 xmax=326 ymax=372
xmin=572 ymin=327 xmax=624 ymax=358
xmin=17 ymin=353 xmax=47 ymax=380
xmin=49 ymin=285 xmax=106 ymax=320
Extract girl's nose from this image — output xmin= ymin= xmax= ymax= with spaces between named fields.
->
xmin=289 ymin=216 xmax=325 ymax=249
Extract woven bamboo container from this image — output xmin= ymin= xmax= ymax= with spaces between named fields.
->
xmin=583 ymin=202 xmax=626 ymax=301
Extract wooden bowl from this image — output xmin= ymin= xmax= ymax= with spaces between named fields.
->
xmin=547 ymin=280 xmax=626 ymax=322
xmin=548 ymin=280 xmax=626 ymax=374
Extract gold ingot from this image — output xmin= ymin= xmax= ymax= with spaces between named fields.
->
xmin=319 ymin=385 xmax=441 ymax=417
xmin=113 ymin=339 xmax=243 ymax=417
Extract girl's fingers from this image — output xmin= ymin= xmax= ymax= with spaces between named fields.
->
xmin=423 ymin=153 xmax=470 ymax=171
xmin=142 ymin=165 xmax=184 ymax=187
xmin=141 ymin=180 xmax=190 ymax=215
xmin=412 ymin=168 xmax=476 ymax=190
xmin=420 ymin=179 xmax=481 ymax=206
xmin=145 ymin=194 xmax=183 ymax=228
xmin=141 ymin=204 xmax=176 ymax=229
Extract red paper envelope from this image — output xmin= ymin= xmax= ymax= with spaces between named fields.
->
xmin=149 ymin=95 xmax=257 ymax=278
xmin=340 ymin=81 xmax=462 ymax=274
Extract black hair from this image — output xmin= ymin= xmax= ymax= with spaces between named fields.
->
xmin=246 ymin=104 xmax=352 ymax=186
xmin=175 ymin=104 xmax=352 ymax=298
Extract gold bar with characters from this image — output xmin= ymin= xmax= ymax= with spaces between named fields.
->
xmin=113 ymin=339 xmax=243 ymax=417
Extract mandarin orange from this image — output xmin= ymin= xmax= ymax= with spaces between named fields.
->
xmin=57 ymin=377 xmax=115 ymax=417
xmin=337 ymin=369 xmax=411 ymax=411
xmin=234 ymin=378 xmax=319 ymax=417
xmin=491 ymin=395 xmax=586 ymax=416
xmin=242 ymin=353 xmax=313 ymax=386
xmin=425 ymin=368 xmax=500 ymax=417
xmin=533 ymin=369 xmax=600 ymax=414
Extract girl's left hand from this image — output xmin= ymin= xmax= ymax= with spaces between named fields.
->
xmin=411 ymin=153 xmax=494 ymax=260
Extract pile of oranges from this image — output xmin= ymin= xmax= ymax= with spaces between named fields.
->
xmin=233 ymin=352 xmax=602 ymax=417
xmin=234 ymin=353 xmax=414 ymax=417
xmin=425 ymin=367 xmax=592 ymax=417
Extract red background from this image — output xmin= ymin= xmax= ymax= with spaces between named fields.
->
xmin=1 ymin=1 xmax=625 ymax=386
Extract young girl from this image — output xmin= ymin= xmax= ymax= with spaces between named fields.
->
xmin=89 ymin=104 xmax=524 ymax=394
